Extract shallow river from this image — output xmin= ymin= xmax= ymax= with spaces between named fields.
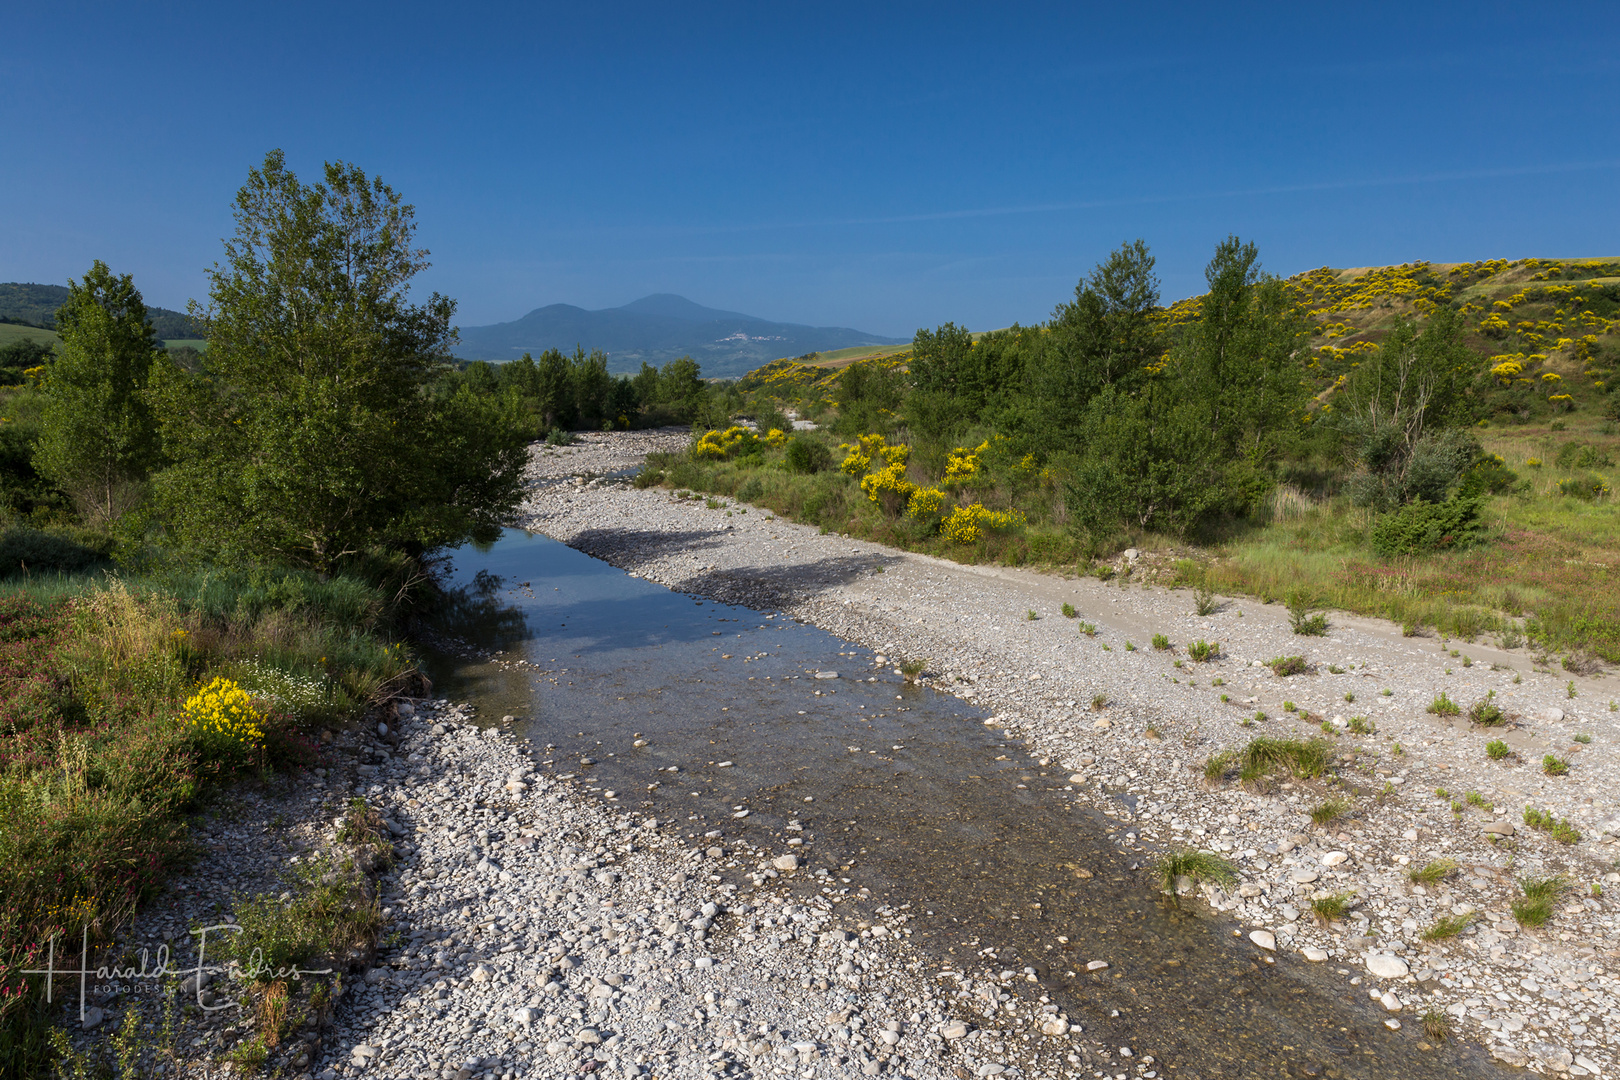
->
xmin=426 ymin=528 xmax=1505 ymax=1079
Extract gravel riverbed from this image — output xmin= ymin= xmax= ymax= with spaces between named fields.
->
xmin=74 ymin=430 xmax=1618 ymax=1080
xmin=509 ymin=431 xmax=1620 ymax=1077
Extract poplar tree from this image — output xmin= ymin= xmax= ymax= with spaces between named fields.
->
xmin=148 ymin=150 xmax=527 ymax=570
xmin=36 ymin=261 xmax=163 ymax=522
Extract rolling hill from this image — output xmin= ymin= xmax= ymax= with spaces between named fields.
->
xmin=0 ymin=282 xmax=204 ymax=343
xmin=453 ymin=293 xmax=906 ymax=377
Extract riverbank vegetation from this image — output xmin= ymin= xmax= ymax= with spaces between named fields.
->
xmin=0 ymin=152 xmax=514 ymax=1076
xmin=646 ymin=243 xmax=1620 ymax=665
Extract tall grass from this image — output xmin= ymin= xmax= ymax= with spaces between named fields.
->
xmin=0 ymin=570 xmax=420 ymax=1078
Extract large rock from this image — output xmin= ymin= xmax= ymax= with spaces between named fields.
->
xmin=1249 ymin=930 xmax=1277 ymax=952
xmin=772 ymin=854 xmax=800 ymax=871
xmin=1366 ymin=954 xmax=1409 ymax=980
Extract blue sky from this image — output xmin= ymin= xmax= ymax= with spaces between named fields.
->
xmin=3 ymin=2 xmax=1617 ymax=339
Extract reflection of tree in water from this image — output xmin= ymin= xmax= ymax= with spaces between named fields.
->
xmin=428 ymin=568 xmax=528 ymax=651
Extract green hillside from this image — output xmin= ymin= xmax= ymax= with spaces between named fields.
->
xmin=0 ymin=282 xmax=203 ymax=341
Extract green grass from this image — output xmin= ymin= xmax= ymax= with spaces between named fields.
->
xmin=1206 ymin=735 xmax=1334 ymax=785
xmin=1485 ymin=739 xmax=1513 ymax=760
xmin=0 ymin=323 xmax=59 ymax=349
xmin=1309 ymin=796 xmax=1351 ymax=826
xmin=1408 ymin=858 xmax=1458 ymax=885
xmin=1422 ymin=1008 xmax=1453 ymax=1043
xmin=0 ymin=569 xmax=419 ymax=1076
xmin=1153 ymin=849 xmax=1237 ymax=893
xmin=1512 ymin=875 xmax=1567 ymax=927
xmin=1310 ymin=891 xmax=1356 ymax=923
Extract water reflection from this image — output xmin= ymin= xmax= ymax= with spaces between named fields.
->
xmin=424 ymin=529 xmax=1506 ymax=1079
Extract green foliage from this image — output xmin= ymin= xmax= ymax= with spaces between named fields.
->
xmin=783 ymin=433 xmax=833 ymax=474
xmin=35 ymin=261 xmax=164 ymax=525
xmin=1368 ymin=496 xmax=1487 ymax=556
xmin=1467 ymin=690 xmax=1504 ymax=725
xmin=1205 ymin=735 xmax=1334 ymax=785
xmin=1408 ymin=858 xmax=1457 ymax=885
xmin=1485 ymin=739 xmax=1512 ymax=760
xmin=1186 ymin=639 xmax=1217 ymax=662
xmin=1268 ymin=655 xmax=1306 ymax=676
xmin=1060 ymin=602 xmax=1077 ymax=618
xmin=1427 ymin=691 xmax=1460 ymax=716
xmin=1309 ymin=797 xmax=1351 ymax=825
xmin=1287 ymin=593 xmax=1330 ymax=635
xmin=1421 ymin=912 xmax=1472 ymax=941
xmin=1151 ymin=633 xmax=1170 ymax=651
xmin=1153 ymin=848 xmax=1236 ymax=893
xmin=145 ymin=152 xmax=528 ymax=570
xmin=1541 ymin=753 xmax=1569 ymax=776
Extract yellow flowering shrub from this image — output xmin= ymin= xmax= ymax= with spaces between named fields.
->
xmin=763 ymin=427 xmax=787 ymax=448
xmin=1489 ymin=356 xmax=1523 ymax=384
xmin=692 ymin=426 xmax=760 ymax=460
xmin=906 ymin=487 xmax=946 ymax=519
xmin=839 ymin=433 xmax=907 ymax=477
xmin=860 ymin=462 xmax=916 ymax=509
xmin=944 ymin=440 xmax=989 ymax=481
xmin=182 ymin=677 xmax=266 ymax=765
xmin=941 ymin=504 xmax=1026 ymax=545
xmin=1540 ymin=372 xmax=1563 ymax=383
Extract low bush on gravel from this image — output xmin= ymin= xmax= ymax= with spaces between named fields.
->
xmin=1422 ymin=1008 xmax=1453 ymax=1042
xmin=1153 ymin=849 xmax=1236 ymax=894
xmin=1186 ymin=639 xmax=1218 ymax=662
xmin=1485 ymin=739 xmax=1514 ymax=761
xmin=1467 ymin=690 xmax=1505 ymax=725
xmin=1268 ymin=655 xmax=1307 ymax=676
xmin=1151 ymin=633 xmax=1170 ymax=651
xmin=1060 ymin=603 xmax=1077 ymax=618
xmin=1523 ymin=806 xmax=1581 ymax=843
xmin=1427 ymin=691 xmax=1461 ymax=716
xmin=1287 ymin=593 xmax=1330 ymax=636
xmin=1409 ymin=858 xmax=1458 ymax=885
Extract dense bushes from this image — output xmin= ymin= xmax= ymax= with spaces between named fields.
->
xmin=1369 ymin=496 xmax=1487 ymax=556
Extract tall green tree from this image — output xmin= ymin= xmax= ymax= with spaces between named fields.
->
xmin=1037 ymin=240 xmax=1163 ymax=444
xmin=36 ymin=260 xmax=164 ymax=523
xmin=147 ymin=150 xmax=527 ymax=570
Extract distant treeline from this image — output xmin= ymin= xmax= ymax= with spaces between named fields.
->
xmin=440 ymin=349 xmax=739 ymax=436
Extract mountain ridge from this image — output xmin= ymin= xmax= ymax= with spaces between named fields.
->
xmin=454 ymin=294 xmax=905 ymax=377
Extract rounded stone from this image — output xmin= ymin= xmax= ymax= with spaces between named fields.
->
xmin=1249 ymin=930 xmax=1277 ymax=951
xmin=1366 ymin=954 xmax=1409 ymax=980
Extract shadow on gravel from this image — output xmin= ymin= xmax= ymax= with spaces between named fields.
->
xmin=566 ymin=524 xmax=902 ymax=608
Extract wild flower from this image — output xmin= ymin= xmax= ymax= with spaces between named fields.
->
xmin=182 ymin=676 xmax=266 ymax=759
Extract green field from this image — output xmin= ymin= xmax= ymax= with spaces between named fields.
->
xmin=0 ymin=323 xmax=59 ymax=349
xmin=805 ymin=342 xmax=912 ymax=368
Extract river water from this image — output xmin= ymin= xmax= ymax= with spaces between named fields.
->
xmin=425 ymin=528 xmax=1504 ymax=1079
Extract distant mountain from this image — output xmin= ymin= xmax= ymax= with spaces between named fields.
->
xmin=0 ymin=282 xmax=204 ymax=342
xmin=454 ymin=294 xmax=906 ymax=377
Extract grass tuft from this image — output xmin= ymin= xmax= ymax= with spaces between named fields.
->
xmin=1153 ymin=849 xmax=1237 ymax=894
xmin=1512 ymin=875 xmax=1567 ymax=927
xmin=1269 ymin=655 xmax=1307 ymax=676
xmin=1421 ymin=912 xmax=1473 ymax=941
xmin=1310 ymin=891 xmax=1355 ymax=923
xmin=1409 ymin=858 xmax=1458 ymax=885
xmin=1422 ymin=1008 xmax=1453 ymax=1042
xmin=1309 ymin=796 xmax=1351 ymax=826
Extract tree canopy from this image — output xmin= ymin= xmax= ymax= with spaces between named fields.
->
xmin=147 ymin=150 xmax=528 ymax=570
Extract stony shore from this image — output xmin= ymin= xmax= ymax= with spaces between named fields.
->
xmin=511 ymin=430 xmax=1620 ymax=1077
